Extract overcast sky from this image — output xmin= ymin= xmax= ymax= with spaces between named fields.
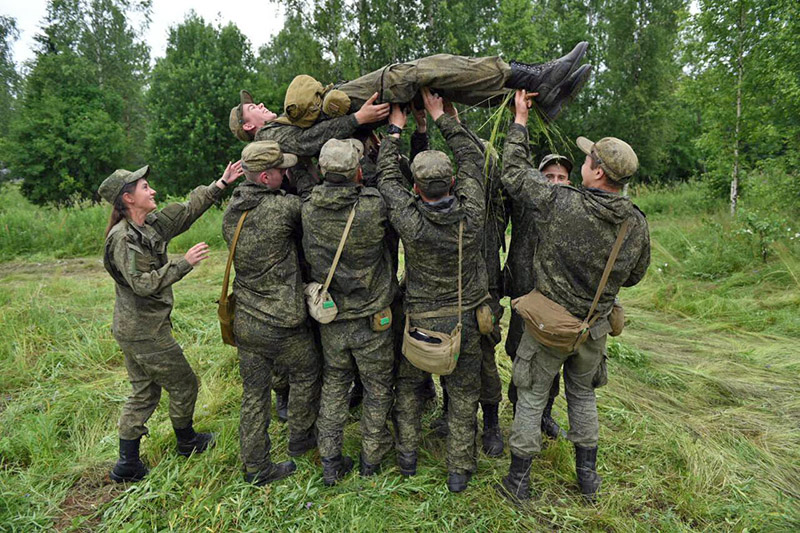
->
xmin=3 ymin=0 xmax=287 ymax=67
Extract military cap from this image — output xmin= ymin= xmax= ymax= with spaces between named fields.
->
xmin=319 ymin=138 xmax=363 ymax=180
xmin=229 ymin=90 xmax=255 ymax=142
xmin=576 ymin=136 xmax=638 ymax=183
xmin=241 ymin=141 xmax=298 ymax=172
xmin=538 ymin=153 xmax=573 ymax=173
xmin=98 ymin=165 xmax=149 ymax=204
xmin=410 ymin=150 xmax=453 ymax=194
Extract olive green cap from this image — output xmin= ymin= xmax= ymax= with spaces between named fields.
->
xmin=229 ymin=90 xmax=255 ymax=142
xmin=576 ymin=136 xmax=638 ymax=183
xmin=411 ymin=150 xmax=452 ymax=195
xmin=538 ymin=153 xmax=573 ymax=173
xmin=241 ymin=141 xmax=298 ymax=172
xmin=319 ymin=138 xmax=363 ymax=180
xmin=98 ymin=165 xmax=149 ymax=204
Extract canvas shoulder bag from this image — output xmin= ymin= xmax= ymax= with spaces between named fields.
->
xmin=402 ymin=220 xmax=464 ymax=376
xmin=511 ymin=218 xmax=631 ymax=353
xmin=218 ymin=210 xmax=249 ymax=347
xmin=305 ymin=202 xmax=357 ymax=324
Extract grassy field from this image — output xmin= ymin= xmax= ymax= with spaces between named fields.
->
xmin=0 ymin=183 xmax=798 ymax=531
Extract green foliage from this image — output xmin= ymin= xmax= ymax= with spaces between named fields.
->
xmin=146 ymin=13 xmax=255 ymax=196
xmin=2 ymin=0 xmax=150 ymax=205
xmin=0 ymin=15 xmax=20 ymax=142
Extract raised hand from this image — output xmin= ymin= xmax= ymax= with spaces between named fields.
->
xmin=220 ymin=160 xmax=244 ymax=186
xmin=442 ymin=99 xmax=459 ymax=123
xmin=184 ymin=242 xmax=210 ymax=266
xmin=421 ymin=88 xmax=444 ymax=120
xmin=354 ymin=92 xmax=391 ymax=125
xmin=389 ymin=104 xmax=407 ymax=134
xmin=411 ymin=101 xmax=427 ymax=133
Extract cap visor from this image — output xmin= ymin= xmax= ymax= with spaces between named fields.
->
xmin=576 ymin=136 xmax=594 ymax=156
xmin=277 ymin=154 xmax=298 ymax=168
xmin=240 ymin=90 xmax=254 ymax=105
xmin=126 ymin=165 xmax=150 ymax=184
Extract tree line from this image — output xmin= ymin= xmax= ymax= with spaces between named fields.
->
xmin=0 ymin=0 xmax=797 ymax=209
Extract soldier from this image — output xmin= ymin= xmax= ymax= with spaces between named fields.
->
xmin=229 ymin=44 xmax=593 ymax=156
xmin=377 ymin=88 xmax=489 ymax=493
xmin=504 ymin=153 xmax=574 ymax=440
xmin=100 ymin=161 xmax=244 ymax=483
xmin=222 ymin=141 xmax=323 ymax=486
xmin=498 ymin=90 xmax=650 ymax=502
xmin=299 ymin=138 xmax=399 ymax=485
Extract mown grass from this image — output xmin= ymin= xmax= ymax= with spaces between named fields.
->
xmin=1 ymin=182 xmax=799 ymax=531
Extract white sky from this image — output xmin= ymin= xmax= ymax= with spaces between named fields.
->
xmin=2 ymin=0 xmax=287 ymax=67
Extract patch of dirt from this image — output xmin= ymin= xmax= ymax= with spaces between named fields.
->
xmin=0 ymin=257 xmax=106 ymax=279
xmin=54 ymin=464 xmax=124 ymax=532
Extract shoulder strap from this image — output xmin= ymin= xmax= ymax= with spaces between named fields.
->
xmin=585 ymin=218 xmax=630 ymax=326
xmin=322 ymin=202 xmax=358 ymax=293
xmin=221 ymin=211 xmax=249 ymax=301
xmin=457 ymin=219 xmax=463 ymax=325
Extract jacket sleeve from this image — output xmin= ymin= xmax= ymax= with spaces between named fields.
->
xmin=622 ymin=221 xmax=651 ymax=287
xmin=151 ymin=182 xmax=225 ymax=241
xmin=500 ymin=123 xmax=556 ymax=220
xmin=377 ymin=136 xmax=423 ymax=241
xmin=437 ymin=115 xmax=485 ymax=223
xmin=255 ymin=115 xmax=360 ymax=157
xmin=293 ymin=161 xmax=321 ymax=202
xmin=111 ymin=233 xmax=193 ymax=297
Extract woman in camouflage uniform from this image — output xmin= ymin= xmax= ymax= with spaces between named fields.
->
xmin=99 ymin=161 xmax=243 ymax=483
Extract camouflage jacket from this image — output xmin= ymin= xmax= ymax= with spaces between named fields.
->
xmin=501 ymin=123 xmax=650 ymax=320
xmin=377 ymin=114 xmax=489 ymax=316
xmin=104 ymin=182 xmax=225 ymax=341
xmin=300 ymin=181 xmax=398 ymax=320
xmin=503 ymin=200 xmax=538 ymax=299
xmin=254 ymin=115 xmax=361 ymax=158
xmin=222 ymin=181 xmax=307 ymax=328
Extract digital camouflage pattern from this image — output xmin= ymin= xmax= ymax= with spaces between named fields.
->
xmin=378 ymin=114 xmax=488 ymax=475
xmin=241 ymin=140 xmax=298 ymax=171
xmin=116 ymin=328 xmax=199 ymax=440
xmin=233 ymin=310 xmax=321 ymax=472
xmin=98 ymin=165 xmax=149 ymax=204
xmin=316 ymin=318 xmax=394 ymax=464
xmin=377 ymin=114 xmax=489 ymax=316
xmin=222 ymin=181 xmax=321 ymax=472
xmin=576 ymin=136 xmax=639 ymax=184
xmin=104 ymin=182 xmax=225 ymax=341
xmin=501 ymin=123 xmax=650 ymax=321
xmin=254 ymin=114 xmax=360 ymax=158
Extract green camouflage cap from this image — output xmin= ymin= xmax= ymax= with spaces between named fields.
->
xmin=576 ymin=136 xmax=638 ymax=183
xmin=229 ymin=90 xmax=255 ymax=142
xmin=319 ymin=138 xmax=363 ymax=180
xmin=538 ymin=153 xmax=573 ymax=173
xmin=241 ymin=141 xmax=298 ymax=172
xmin=410 ymin=150 xmax=452 ymax=193
xmin=98 ymin=165 xmax=150 ymax=204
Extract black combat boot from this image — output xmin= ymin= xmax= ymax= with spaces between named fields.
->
xmin=446 ymin=471 xmax=472 ymax=493
xmin=244 ymin=460 xmax=297 ymax=486
xmin=540 ymin=64 xmax=593 ymax=123
xmin=541 ymin=396 xmax=567 ymax=440
xmin=110 ymin=437 xmax=149 ymax=483
xmin=505 ymin=41 xmax=588 ymax=105
xmin=497 ymin=453 xmax=533 ymax=503
xmin=348 ymin=376 xmax=364 ymax=410
xmin=275 ymin=389 xmax=289 ymax=424
xmin=359 ymin=453 xmax=381 ymax=477
xmin=321 ymin=454 xmax=354 ymax=486
xmin=288 ymin=429 xmax=317 ymax=457
xmin=481 ymin=402 xmax=504 ymax=457
xmin=575 ymin=445 xmax=602 ymax=502
xmin=431 ymin=387 xmax=449 ymax=438
xmin=396 ymin=451 xmax=417 ymax=477
xmin=174 ymin=424 xmax=216 ymax=457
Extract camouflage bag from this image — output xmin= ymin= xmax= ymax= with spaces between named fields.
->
xmin=218 ymin=211 xmax=249 ymax=346
xmin=512 ymin=219 xmax=630 ymax=353
xmin=402 ymin=221 xmax=464 ymax=376
xmin=274 ymin=75 xmax=340 ymax=129
xmin=305 ymin=202 xmax=357 ymax=324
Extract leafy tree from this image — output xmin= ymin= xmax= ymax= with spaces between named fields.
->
xmin=0 ymin=16 xmax=20 ymax=141
xmin=147 ymin=13 xmax=255 ymax=195
xmin=3 ymin=0 xmax=151 ymax=205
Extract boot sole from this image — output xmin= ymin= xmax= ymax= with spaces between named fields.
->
xmin=109 ymin=470 xmax=148 ymax=483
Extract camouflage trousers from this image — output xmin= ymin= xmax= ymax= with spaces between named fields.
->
xmin=234 ymin=309 xmax=322 ymax=473
xmin=478 ymin=302 xmax=503 ymax=405
xmin=317 ymin=317 xmax=395 ymax=464
xmin=116 ymin=328 xmax=199 ymax=440
xmin=340 ymin=55 xmax=512 ymax=109
xmin=395 ymin=313 xmax=482 ymax=475
xmin=509 ymin=332 xmax=606 ymax=457
xmin=505 ymin=312 xmax=559 ymax=406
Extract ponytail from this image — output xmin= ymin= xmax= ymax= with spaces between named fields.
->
xmin=104 ymin=181 xmax=138 ymax=237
